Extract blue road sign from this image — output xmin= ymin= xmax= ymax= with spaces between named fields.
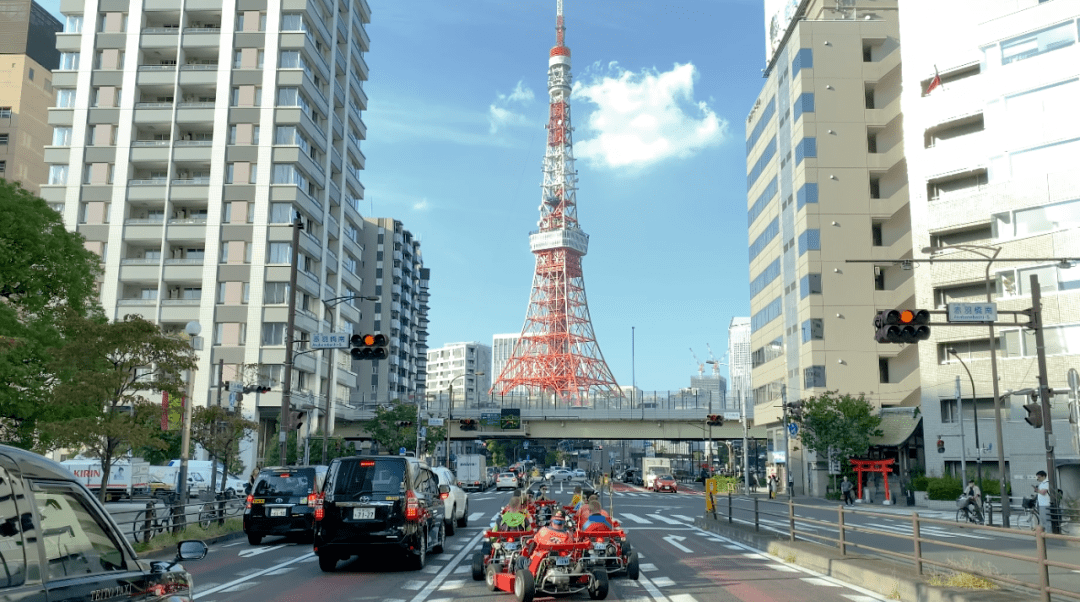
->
xmin=399 ymin=447 xmax=407 ymax=455
xmin=787 ymin=422 xmax=798 ymax=437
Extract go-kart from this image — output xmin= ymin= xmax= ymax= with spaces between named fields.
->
xmin=577 ymin=526 xmax=639 ymax=579
xmin=489 ymin=537 xmax=609 ymax=602
xmin=473 ymin=529 xmax=534 ymax=582
xmin=531 ymin=499 xmax=559 ymax=527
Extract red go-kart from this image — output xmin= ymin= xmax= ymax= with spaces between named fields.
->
xmin=577 ymin=526 xmax=639 ymax=579
xmin=473 ymin=529 xmax=534 ymax=583
xmin=490 ymin=537 xmax=608 ymax=602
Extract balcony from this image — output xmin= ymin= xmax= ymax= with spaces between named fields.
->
xmin=136 ymin=65 xmax=178 ymax=86
xmin=333 ymin=82 xmax=345 ymax=107
xmin=923 ymin=131 xmax=988 ymax=181
xmin=119 ymin=262 xmax=161 ymax=280
xmin=162 ymin=260 xmax=204 ymax=280
xmin=182 ymin=28 xmax=222 ymax=48
xmin=141 ymin=28 xmax=180 ymax=49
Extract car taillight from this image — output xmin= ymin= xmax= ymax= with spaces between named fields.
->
xmin=405 ymin=490 xmax=421 ymax=521
xmin=314 ymin=492 xmax=324 ymax=521
xmin=440 ymin=491 xmax=449 ymax=500
xmin=245 ymin=494 xmax=253 ymax=510
xmin=306 ymin=493 xmax=317 ymax=506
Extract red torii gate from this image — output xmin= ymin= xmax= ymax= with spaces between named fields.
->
xmin=850 ymin=458 xmax=894 ymax=503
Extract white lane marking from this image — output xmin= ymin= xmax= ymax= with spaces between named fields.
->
xmin=299 ymin=556 xmax=317 ymax=562
xmin=448 ymin=544 xmax=465 ymax=551
xmin=765 ymin=563 xmax=799 ymax=572
xmin=672 ymin=515 xmax=696 ymax=522
xmin=263 ymin=567 xmax=296 ymax=575
xmin=237 ymin=543 xmax=287 ymax=558
xmin=402 ymin=580 xmax=426 ymax=590
xmin=195 ymin=552 xmax=314 ymax=599
xmin=723 ymin=545 xmax=742 ymax=550
xmin=801 ymin=577 xmax=841 ymax=586
xmin=639 ymin=562 xmax=659 ymax=572
xmin=620 ymin=513 xmax=652 ymax=524
xmin=408 ymin=529 xmax=487 ymax=602
xmin=468 ymin=511 xmax=486 ymax=522
xmin=453 ymin=565 xmax=470 ymax=574
xmin=649 ymin=514 xmax=684 ymax=525
xmin=635 ymin=572 xmax=670 ymax=602
xmin=668 ymin=595 xmax=700 ymax=602
xmin=437 ymin=580 xmax=466 ymax=590
xmin=219 ymin=541 xmax=243 ymax=547
xmin=219 ymin=582 xmax=259 ymax=593
xmin=421 ymin=564 xmax=441 ymax=573
xmin=662 ymin=535 xmax=693 ymax=553
xmin=741 ymin=553 xmax=769 ymax=560
xmin=651 ymin=576 xmax=675 ymax=587
xmin=842 ymin=596 xmax=887 ymax=602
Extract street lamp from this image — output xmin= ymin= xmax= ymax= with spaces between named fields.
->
xmin=704 ymin=360 xmax=728 ymax=477
xmin=708 ymin=359 xmax=750 ymax=493
xmin=446 ymin=372 xmax=485 ymax=468
xmin=319 ymin=294 xmax=380 ymax=464
xmin=923 ymin=243 xmax=1007 ymax=525
xmin=947 ymin=348 xmax=983 ymax=498
xmin=177 ymin=320 xmax=201 ymax=508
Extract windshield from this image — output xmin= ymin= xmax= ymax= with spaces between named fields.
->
xmin=334 ymin=460 xmax=406 ymax=496
xmin=255 ymin=470 xmax=314 ymax=497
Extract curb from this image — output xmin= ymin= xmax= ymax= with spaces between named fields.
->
xmin=141 ymin=529 xmax=247 ymax=561
xmin=693 ymin=515 xmax=1029 ymax=602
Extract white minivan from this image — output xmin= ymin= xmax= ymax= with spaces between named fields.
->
xmin=168 ymin=460 xmax=249 ymax=497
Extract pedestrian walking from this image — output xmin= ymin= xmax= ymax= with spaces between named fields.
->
xmin=1035 ymin=470 xmax=1052 ymax=529
xmin=750 ymin=473 xmax=758 ymax=493
xmin=767 ymin=475 xmax=775 ymax=499
xmin=840 ymin=476 xmax=854 ymax=506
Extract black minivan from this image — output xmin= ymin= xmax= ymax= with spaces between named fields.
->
xmin=244 ymin=465 xmax=328 ymax=544
xmin=0 ymin=443 xmax=207 ymax=601
xmin=313 ymin=455 xmax=447 ymax=571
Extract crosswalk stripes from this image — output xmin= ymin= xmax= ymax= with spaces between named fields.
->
xmin=648 ymin=514 xmax=684 ymax=525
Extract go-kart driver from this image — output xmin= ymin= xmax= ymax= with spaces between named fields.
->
xmin=580 ymin=499 xmax=613 ymax=532
xmin=498 ymin=496 xmax=532 ymax=531
xmin=534 ymin=510 xmax=572 ymax=545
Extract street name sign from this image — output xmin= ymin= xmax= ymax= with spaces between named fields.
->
xmin=311 ymin=332 xmax=350 ymax=349
xmin=947 ymin=302 xmax=997 ymax=323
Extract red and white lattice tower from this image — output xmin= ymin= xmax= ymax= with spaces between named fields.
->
xmin=492 ymin=0 xmax=619 ymax=406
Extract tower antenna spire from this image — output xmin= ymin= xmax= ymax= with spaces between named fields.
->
xmin=556 ymin=0 xmax=565 ymax=47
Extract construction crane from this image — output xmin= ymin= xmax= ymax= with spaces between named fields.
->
xmin=706 ymin=344 xmax=722 ymax=376
xmin=690 ymin=348 xmax=704 ymax=377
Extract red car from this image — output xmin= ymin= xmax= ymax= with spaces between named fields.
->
xmin=653 ymin=475 xmax=677 ymax=493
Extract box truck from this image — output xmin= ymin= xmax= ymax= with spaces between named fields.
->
xmin=61 ymin=458 xmax=150 ymax=500
xmin=456 ymin=454 xmax=488 ymax=492
xmin=641 ymin=457 xmax=672 ymax=490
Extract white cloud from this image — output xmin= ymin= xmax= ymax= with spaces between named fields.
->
xmin=571 ymin=63 xmax=727 ymax=169
xmin=412 ymin=199 xmax=430 ymax=212
xmin=489 ymin=80 xmax=536 ymax=134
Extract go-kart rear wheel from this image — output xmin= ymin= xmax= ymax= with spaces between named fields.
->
xmin=514 ymin=568 xmax=535 ymax=602
xmin=622 ymin=540 xmax=631 ymax=556
xmin=472 ymin=552 xmax=485 ymax=581
xmin=626 ymin=551 xmax=640 ymax=581
xmin=588 ymin=569 xmax=609 ymax=599
xmin=485 ymin=563 xmax=499 ymax=591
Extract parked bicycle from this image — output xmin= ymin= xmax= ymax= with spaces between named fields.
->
xmin=132 ymin=500 xmax=172 ymax=543
xmin=1018 ymin=494 xmax=1041 ymax=530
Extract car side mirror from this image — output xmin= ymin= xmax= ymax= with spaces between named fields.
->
xmin=438 ymin=484 xmax=450 ymax=496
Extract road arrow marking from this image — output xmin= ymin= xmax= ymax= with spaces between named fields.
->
xmin=238 ymin=544 xmax=287 ymax=558
xmin=662 ymin=535 xmax=693 ymax=553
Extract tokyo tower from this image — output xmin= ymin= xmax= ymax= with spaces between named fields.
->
xmin=492 ymin=0 xmax=619 ymax=406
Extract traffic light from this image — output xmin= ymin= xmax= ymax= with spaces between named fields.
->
xmin=291 ymin=411 xmax=306 ymax=431
xmin=243 ymin=385 xmax=271 ymax=394
xmin=1024 ymin=402 xmax=1043 ymax=428
xmin=706 ymin=414 xmax=723 ymax=427
xmin=786 ymin=401 xmax=804 ymax=421
xmin=394 ymin=420 xmax=413 ymax=427
xmin=350 ymin=334 xmax=389 ymax=360
xmin=936 ymin=438 xmax=945 ymax=453
xmin=873 ymin=309 xmax=931 ymax=344
xmin=459 ymin=418 xmax=477 ymax=431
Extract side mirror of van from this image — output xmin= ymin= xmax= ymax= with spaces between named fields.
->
xmin=438 ymin=484 xmax=450 ymax=496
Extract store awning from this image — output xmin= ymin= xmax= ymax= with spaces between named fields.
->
xmin=869 ymin=412 xmax=922 ymax=447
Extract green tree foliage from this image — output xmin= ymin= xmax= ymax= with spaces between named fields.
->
xmin=0 ymin=181 xmax=102 ymax=448
xmin=44 ymin=314 xmax=195 ymax=502
xmin=488 ymin=440 xmax=508 ymax=467
xmin=190 ymin=401 xmax=258 ymax=491
xmin=366 ymin=400 xmax=436 ymax=456
xmin=790 ymin=390 xmax=883 ymax=473
xmin=263 ymin=429 xmax=300 ymax=466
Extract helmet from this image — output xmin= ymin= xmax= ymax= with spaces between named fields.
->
xmin=553 ymin=510 xmax=566 ymax=520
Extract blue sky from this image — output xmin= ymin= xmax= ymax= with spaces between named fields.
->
xmin=41 ymin=0 xmax=767 ymax=391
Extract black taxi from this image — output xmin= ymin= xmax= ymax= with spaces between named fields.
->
xmin=0 ymin=443 xmax=207 ymax=601
xmin=243 ymin=465 xmax=327 ymax=544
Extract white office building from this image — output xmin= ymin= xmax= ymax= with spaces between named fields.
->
xmin=425 ymin=342 xmax=492 ymax=409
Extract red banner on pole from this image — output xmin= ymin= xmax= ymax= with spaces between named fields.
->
xmin=161 ymin=391 xmax=169 ymax=431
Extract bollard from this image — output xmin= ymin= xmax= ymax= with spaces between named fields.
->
xmin=912 ymin=513 xmax=923 ymax=575
xmin=838 ymin=507 xmax=846 ymax=555
xmin=1036 ymin=526 xmax=1051 ymax=602
xmin=753 ymin=496 xmax=760 ymax=532
xmin=788 ymin=499 xmax=795 ymax=542
xmin=727 ymin=492 xmax=733 ymax=524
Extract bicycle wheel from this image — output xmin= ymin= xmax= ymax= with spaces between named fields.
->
xmin=199 ymin=503 xmax=214 ymax=529
xmin=956 ymin=508 xmax=968 ymax=523
xmin=1019 ymin=508 xmax=1038 ymax=530
xmin=133 ymin=511 xmax=155 ymax=543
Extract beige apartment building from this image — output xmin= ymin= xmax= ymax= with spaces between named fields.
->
xmin=0 ymin=0 xmax=61 ymax=193
xmin=747 ymin=0 xmax=915 ymax=496
xmin=42 ymin=0 xmax=374 ymax=468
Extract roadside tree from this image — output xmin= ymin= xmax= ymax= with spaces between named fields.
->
xmin=790 ymin=390 xmax=883 ymax=477
xmin=190 ymin=401 xmax=258 ymax=492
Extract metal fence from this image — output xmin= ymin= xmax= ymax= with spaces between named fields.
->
xmin=106 ymin=495 xmax=245 ymax=544
xmin=705 ymin=492 xmax=1080 ymax=602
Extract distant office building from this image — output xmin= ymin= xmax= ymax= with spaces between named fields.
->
xmin=491 ymin=333 xmax=518 ymax=386
xmin=902 ymin=0 xmax=1080 ymax=486
xmin=353 ymin=217 xmax=430 ymax=407
xmin=43 ymin=0 xmax=374 ymax=467
xmin=690 ymin=374 xmax=726 ymax=408
xmin=746 ymin=0 xmax=910 ymax=496
xmin=426 ymin=342 xmax=492 ymax=408
xmin=0 ymin=0 xmax=60 ymax=193
xmin=727 ymin=317 xmax=751 ymax=418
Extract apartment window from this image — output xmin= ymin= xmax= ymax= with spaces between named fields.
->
xmin=27 ymin=68 xmax=33 ymax=81
xmin=52 ymin=127 xmax=72 ymax=146
xmin=56 ymin=89 xmax=76 ymax=107
xmin=998 ymin=263 xmax=1080 ymax=297
xmin=751 ymin=297 xmax=782 ymax=333
xmin=262 ymin=323 xmax=286 ymax=345
xmin=748 ymin=217 xmax=779 ymax=261
xmin=1001 ymin=323 xmax=1080 ymax=358
xmin=879 ymin=358 xmax=890 ymax=384
xmin=793 ymin=93 xmax=814 ymax=122
xmin=249 ymin=164 xmax=258 ymax=184
xmin=224 ymin=163 xmax=234 ymax=184
xmin=281 ymin=13 xmax=305 ymax=31
xmin=0 ymin=161 xmax=6 ymax=175
xmin=797 ymin=229 xmax=820 ymax=255
xmin=940 ymin=398 xmax=958 ymax=424
xmin=0 ymin=134 xmax=7 ymax=147
xmin=59 ymin=52 xmax=79 ymax=70
xmin=268 ymin=242 xmax=292 ymax=263
xmin=272 ymin=164 xmax=308 ymax=189
xmin=801 ymin=318 xmax=824 ymax=343
xmin=993 ymin=198 xmax=1080 ymax=240
xmin=799 ymin=273 xmax=822 ymax=298
xmin=796 ymin=183 xmax=818 ymax=211
xmin=264 ymin=282 xmax=291 ymax=304
xmin=791 ymin=48 xmax=813 ymax=77
xmin=869 ymin=175 xmax=881 ymax=199
xmin=48 ymin=165 xmax=68 ymax=185
xmin=252 ymin=126 xmax=260 ymax=144
xmin=64 ymin=15 xmax=82 ymax=32
xmin=999 ymin=21 xmax=1075 ymax=66
xmin=280 ymin=51 xmax=303 ymax=69
xmin=804 ymin=365 xmax=826 ymax=389
xmin=220 ymin=244 xmax=229 ymax=262
xmin=221 ymin=202 xmax=232 ymax=223
xmin=871 ymin=222 xmax=883 ymax=246
xmin=139 ymin=288 xmax=157 ymax=300
xmin=270 ymin=203 xmax=294 ymax=223
xmin=795 ymin=137 xmax=817 ymax=165
xmin=181 ymin=287 xmax=202 ymax=300
xmin=874 ymin=266 xmax=886 ymax=291
xmin=233 ymin=50 xmax=243 ymax=69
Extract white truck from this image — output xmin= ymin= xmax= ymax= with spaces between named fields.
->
xmin=456 ymin=454 xmax=488 ymax=492
xmin=61 ymin=458 xmax=151 ymax=501
xmin=641 ymin=457 xmax=672 ymax=490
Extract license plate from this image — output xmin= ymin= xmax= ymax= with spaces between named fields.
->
xmin=556 ymin=557 xmax=570 ymax=566
xmin=503 ymin=542 xmax=519 ymax=550
xmin=269 ymin=508 xmax=287 ymax=517
xmin=353 ymin=507 xmax=375 ymax=520
xmin=593 ymin=543 xmax=607 ymax=550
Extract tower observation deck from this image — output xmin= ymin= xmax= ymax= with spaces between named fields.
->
xmin=492 ymin=0 xmax=620 ymax=406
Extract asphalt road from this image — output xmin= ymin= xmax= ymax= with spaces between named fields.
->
xmin=182 ymin=478 xmax=895 ymax=602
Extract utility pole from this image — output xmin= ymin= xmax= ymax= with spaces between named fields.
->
xmin=1031 ymin=275 xmax=1060 ymax=533
xmin=279 ymin=213 xmax=303 ymax=464
xmin=781 ymin=385 xmax=792 ymax=498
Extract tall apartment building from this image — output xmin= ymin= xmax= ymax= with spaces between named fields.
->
xmin=746 ymin=0 xmax=912 ymax=495
xmin=43 ymin=0 xmax=374 ymax=467
xmin=491 ymin=333 xmax=518 ymax=386
xmin=425 ymin=342 xmax=493 ymax=409
xmin=348 ymin=217 xmax=430 ymax=409
xmin=0 ymin=0 xmax=60 ymax=193
xmin=727 ymin=317 xmax=752 ymax=417
xmin=902 ymin=0 xmax=1080 ymax=493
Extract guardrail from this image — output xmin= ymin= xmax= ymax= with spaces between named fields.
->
xmin=107 ymin=495 xmax=245 ymax=544
xmin=704 ymin=492 xmax=1080 ymax=602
